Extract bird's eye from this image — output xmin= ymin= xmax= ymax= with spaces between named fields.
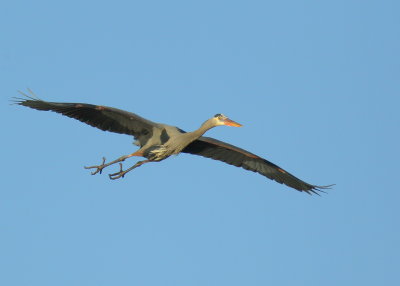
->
xmin=214 ymin=113 xmax=222 ymax=118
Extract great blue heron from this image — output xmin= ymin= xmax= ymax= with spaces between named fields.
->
xmin=14 ymin=91 xmax=333 ymax=195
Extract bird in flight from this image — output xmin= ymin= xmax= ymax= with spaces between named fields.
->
xmin=14 ymin=90 xmax=333 ymax=195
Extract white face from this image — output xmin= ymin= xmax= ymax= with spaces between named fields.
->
xmin=213 ymin=114 xmax=228 ymax=126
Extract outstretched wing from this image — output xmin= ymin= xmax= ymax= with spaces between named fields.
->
xmin=14 ymin=92 xmax=159 ymax=141
xmin=182 ymin=137 xmax=333 ymax=194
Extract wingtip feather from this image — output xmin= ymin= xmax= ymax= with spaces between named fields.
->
xmin=306 ymin=184 xmax=335 ymax=195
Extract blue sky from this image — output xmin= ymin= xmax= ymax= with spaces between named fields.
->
xmin=1 ymin=0 xmax=399 ymax=285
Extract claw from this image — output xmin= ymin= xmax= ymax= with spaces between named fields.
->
xmin=84 ymin=157 xmax=107 ymax=175
xmin=109 ymin=163 xmax=127 ymax=180
xmin=108 ymin=159 xmax=151 ymax=180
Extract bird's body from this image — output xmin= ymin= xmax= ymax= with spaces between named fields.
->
xmin=142 ymin=119 xmax=230 ymax=161
xmin=142 ymin=126 xmax=194 ymax=161
xmin=14 ymin=91 xmax=333 ymax=195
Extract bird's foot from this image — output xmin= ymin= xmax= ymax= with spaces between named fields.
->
xmin=108 ymin=159 xmax=151 ymax=180
xmin=108 ymin=163 xmax=127 ymax=180
xmin=84 ymin=157 xmax=107 ymax=175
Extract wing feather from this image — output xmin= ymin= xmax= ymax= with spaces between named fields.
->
xmin=14 ymin=95 xmax=158 ymax=141
xmin=183 ymin=137 xmax=333 ymax=194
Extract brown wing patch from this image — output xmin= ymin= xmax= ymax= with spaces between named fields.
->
xmin=278 ymin=168 xmax=286 ymax=174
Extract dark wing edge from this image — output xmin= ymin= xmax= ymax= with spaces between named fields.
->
xmin=182 ymin=136 xmax=334 ymax=195
xmin=12 ymin=90 xmax=158 ymax=139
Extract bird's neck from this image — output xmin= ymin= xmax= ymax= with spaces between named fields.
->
xmin=190 ymin=119 xmax=215 ymax=138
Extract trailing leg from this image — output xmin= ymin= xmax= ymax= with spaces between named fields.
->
xmin=108 ymin=160 xmax=151 ymax=180
xmin=84 ymin=151 xmax=143 ymax=175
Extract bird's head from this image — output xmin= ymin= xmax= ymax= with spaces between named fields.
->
xmin=212 ymin=114 xmax=242 ymax=127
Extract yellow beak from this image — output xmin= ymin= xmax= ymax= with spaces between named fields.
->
xmin=223 ymin=118 xmax=243 ymax=127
